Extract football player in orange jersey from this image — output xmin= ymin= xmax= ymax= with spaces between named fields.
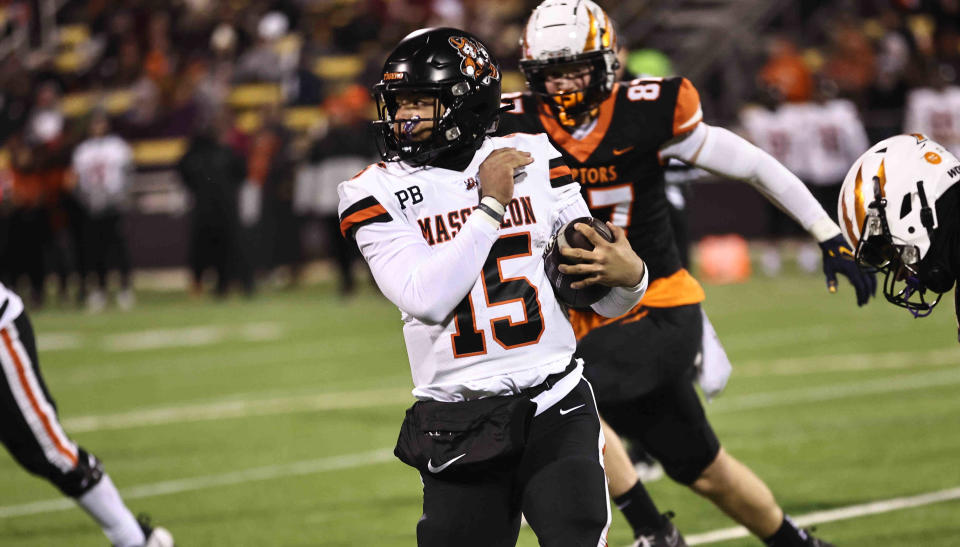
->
xmin=500 ymin=1 xmax=875 ymax=546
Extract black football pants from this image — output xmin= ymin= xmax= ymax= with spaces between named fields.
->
xmin=416 ymin=379 xmax=610 ymax=547
xmin=0 ymin=311 xmax=104 ymax=497
xmin=578 ymin=303 xmax=721 ymax=484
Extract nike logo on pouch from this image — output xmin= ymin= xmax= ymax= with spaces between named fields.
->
xmin=426 ymin=453 xmax=466 ymax=473
xmin=612 ymin=146 xmax=634 ymax=156
xmin=559 ymin=404 xmax=585 ymax=415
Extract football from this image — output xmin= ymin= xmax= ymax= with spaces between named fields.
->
xmin=543 ymin=216 xmax=615 ymax=308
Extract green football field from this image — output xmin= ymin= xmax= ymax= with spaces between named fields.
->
xmin=1 ymin=268 xmax=959 ymax=546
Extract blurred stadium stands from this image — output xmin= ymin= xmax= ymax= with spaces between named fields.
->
xmin=0 ymin=0 xmax=958 ymax=290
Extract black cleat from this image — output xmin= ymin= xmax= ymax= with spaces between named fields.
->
xmin=632 ymin=512 xmax=687 ymax=547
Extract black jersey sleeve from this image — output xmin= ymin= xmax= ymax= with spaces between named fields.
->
xmin=614 ymin=77 xmax=703 ymax=150
xmin=496 ymin=92 xmax=542 ymax=136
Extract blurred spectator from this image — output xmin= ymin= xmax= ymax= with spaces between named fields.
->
xmin=143 ymin=11 xmax=176 ymax=83
xmin=244 ymin=103 xmax=297 ymax=281
xmin=803 ymin=80 xmax=870 ymax=220
xmin=0 ymin=59 xmax=34 ymax=144
xmin=235 ymin=11 xmax=293 ymax=83
xmin=93 ymin=9 xmax=140 ymax=86
xmin=176 ymin=113 xmax=249 ymax=297
xmin=903 ymin=82 xmax=960 ymax=157
xmin=298 ymin=86 xmax=376 ymax=296
xmin=865 ymin=9 xmax=915 ymax=140
xmin=3 ymin=135 xmax=48 ymax=306
xmin=283 ymin=50 xmax=325 ymax=106
xmin=740 ymin=85 xmax=807 ymax=275
xmin=933 ymin=22 xmax=960 ymax=82
xmin=759 ymin=36 xmax=814 ymax=103
xmin=795 ymin=80 xmax=870 ymax=272
xmin=822 ymin=19 xmax=877 ymax=103
xmin=186 ymin=54 xmax=233 ymax=130
xmin=69 ymin=111 xmax=135 ymax=311
xmin=23 ymin=82 xmax=73 ymax=305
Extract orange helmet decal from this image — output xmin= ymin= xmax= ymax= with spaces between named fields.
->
xmin=448 ymin=36 xmax=500 ymax=86
xmin=583 ymin=8 xmax=598 ymax=51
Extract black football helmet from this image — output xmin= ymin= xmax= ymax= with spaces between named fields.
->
xmin=372 ymin=28 xmax=504 ymax=165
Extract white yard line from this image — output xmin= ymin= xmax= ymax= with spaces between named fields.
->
xmin=733 ymin=347 xmax=960 ymax=377
xmin=0 ymin=448 xmax=394 ymax=519
xmin=102 ymin=322 xmax=283 ymax=352
xmin=57 ymin=349 xmax=960 ymax=433
xmin=36 ymin=333 xmax=82 ymax=351
xmin=36 ymin=323 xmax=285 ymax=353
xmin=708 ymin=366 xmax=960 ymax=414
xmin=673 ymin=486 xmax=960 ymax=546
xmin=62 ymin=387 xmax=413 ymax=433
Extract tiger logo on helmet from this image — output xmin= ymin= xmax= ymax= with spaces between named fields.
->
xmin=448 ymin=36 xmax=500 ymax=86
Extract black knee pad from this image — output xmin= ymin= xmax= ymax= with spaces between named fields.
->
xmin=52 ymin=447 xmax=104 ymax=497
xmin=656 ymin=427 xmax=720 ymax=486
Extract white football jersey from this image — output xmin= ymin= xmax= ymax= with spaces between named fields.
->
xmin=71 ymin=135 xmax=133 ymax=214
xmin=803 ymin=99 xmax=869 ymax=186
xmin=0 ymin=282 xmax=25 ymax=330
xmin=740 ymin=104 xmax=808 ymax=180
xmin=904 ymin=86 xmax=960 ymax=159
xmin=338 ymin=133 xmax=590 ymax=402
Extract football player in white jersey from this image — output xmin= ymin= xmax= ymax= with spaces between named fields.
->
xmin=0 ymin=282 xmax=173 ymax=547
xmin=903 ymin=85 xmax=960 ymax=159
xmin=338 ymin=28 xmax=650 ymax=546
xmin=839 ymin=134 xmax=960 ymax=337
xmin=70 ymin=111 xmax=136 ymax=311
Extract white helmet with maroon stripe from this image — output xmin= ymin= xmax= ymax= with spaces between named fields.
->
xmin=838 ymin=133 xmax=960 ymax=316
xmin=519 ymin=0 xmax=619 ymax=125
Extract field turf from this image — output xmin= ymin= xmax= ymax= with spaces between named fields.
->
xmin=1 ymin=269 xmax=958 ymax=546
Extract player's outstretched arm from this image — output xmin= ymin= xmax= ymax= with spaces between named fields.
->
xmin=661 ymin=123 xmax=876 ymax=306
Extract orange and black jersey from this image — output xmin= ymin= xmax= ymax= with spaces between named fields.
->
xmin=498 ymin=78 xmax=706 ymax=318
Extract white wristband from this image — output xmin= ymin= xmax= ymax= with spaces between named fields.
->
xmin=810 ymin=216 xmax=842 ymax=243
xmin=476 ymin=196 xmax=506 ymax=228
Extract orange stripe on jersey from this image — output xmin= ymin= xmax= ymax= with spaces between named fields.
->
xmin=672 ymin=78 xmax=702 ymax=136
xmin=567 ymin=269 xmax=705 ymax=340
xmin=339 ymin=204 xmax=388 ymax=236
xmin=641 ymin=268 xmax=705 ymax=307
xmin=569 ymin=302 xmax=649 ymax=341
xmin=1 ymin=328 xmax=78 ymax=467
xmin=538 ymin=83 xmax=620 ymax=163
xmin=549 ymin=165 xmax=572 ymax=179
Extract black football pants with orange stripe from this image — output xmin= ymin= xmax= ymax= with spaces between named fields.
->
xmin=0 ymin=312 xmax=104 ymax=497
xmin=416 ymin=379 xmax=610 ymax=547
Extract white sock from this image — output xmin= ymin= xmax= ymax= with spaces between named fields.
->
xmin=75 ymin=474 xmax=145 ymax=547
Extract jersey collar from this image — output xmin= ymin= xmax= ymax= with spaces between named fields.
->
xmin=537 ymin=83 xmax=619 ymax=164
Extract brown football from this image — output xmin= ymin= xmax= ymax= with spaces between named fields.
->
xmin=543 ymin=217 xmax=614 ymax=308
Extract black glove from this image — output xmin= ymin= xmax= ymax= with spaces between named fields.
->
xmin=820 ymin=234 xmax=877 ymax=307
